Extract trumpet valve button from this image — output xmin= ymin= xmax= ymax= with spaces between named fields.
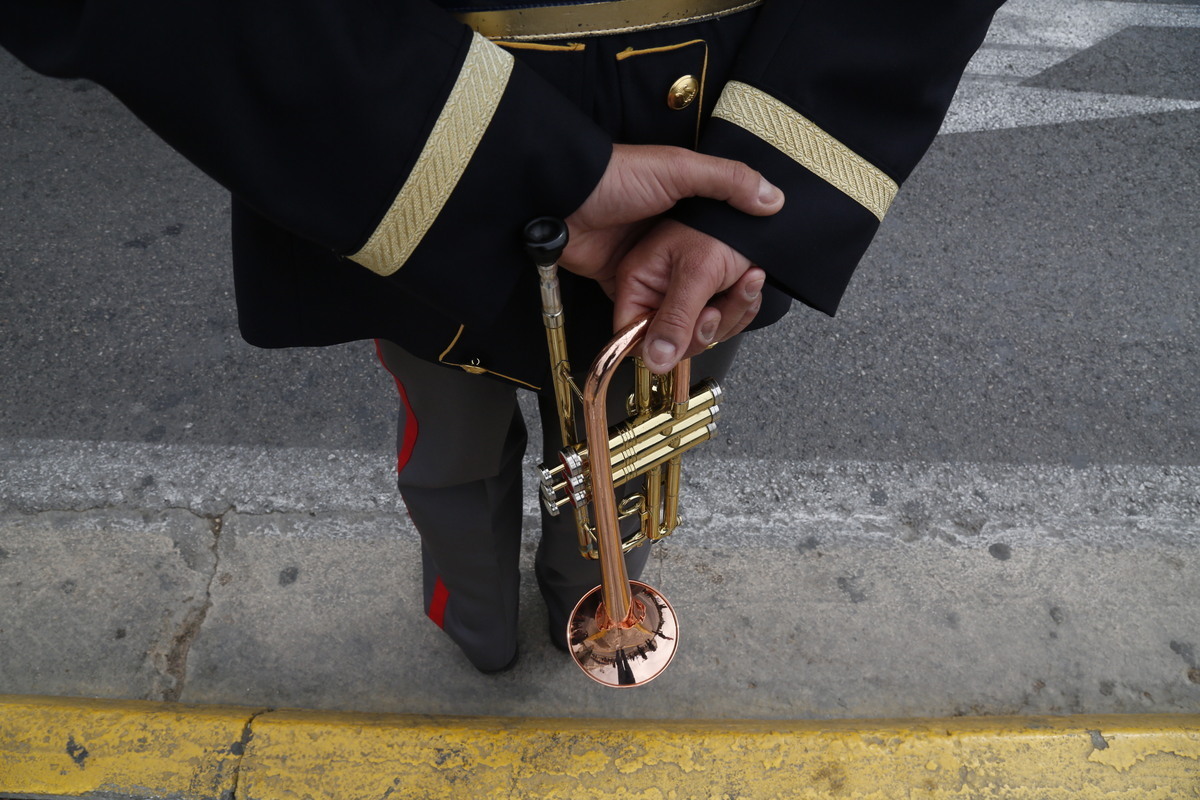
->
xmin=565 ymin=473 xmax=589 ymax=507
xmin=560 ymin=449 xmax=585 ymax=479
xmin=540 ymin=482 xmax=562 ymax=516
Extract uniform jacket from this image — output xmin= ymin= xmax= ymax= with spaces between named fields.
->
xmin=1 ymin=0 xmax=1004 ymax=389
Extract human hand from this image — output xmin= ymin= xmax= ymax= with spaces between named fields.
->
xmin=561 ymin=144 xmax=782 ymax=300
xmin=614 ymin=219 xmax=765 ymax=372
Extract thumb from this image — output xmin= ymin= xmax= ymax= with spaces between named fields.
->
xmin=657 ymin=149 xmax=785 ymax=216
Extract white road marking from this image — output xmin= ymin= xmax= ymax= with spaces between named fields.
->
xmin=944 ymin=84 xmax=1200 ymax=134
xmin=942 ymin=0 xmax=1200 ymax=133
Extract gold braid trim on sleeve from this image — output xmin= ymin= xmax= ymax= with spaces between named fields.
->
xmin=712 ymin=81 xmax=898 ymax=221
xmin=350 ymin=34 xmax=514 ymax=276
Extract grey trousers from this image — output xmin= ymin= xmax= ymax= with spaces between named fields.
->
xmin=375 ymin=338 xmax=738 ymax=671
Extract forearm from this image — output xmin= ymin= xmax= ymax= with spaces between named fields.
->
xmin=0 ymin=0 xmax=612 ymax=326
xmin=674 ymin=0 xmax=1006 ymax=314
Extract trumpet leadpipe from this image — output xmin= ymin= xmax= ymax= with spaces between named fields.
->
xmin=525 ymin=216 xmax=596 ymax=554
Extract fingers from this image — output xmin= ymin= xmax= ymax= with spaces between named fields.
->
xmin=569 ymin=145 xmax=784 ymax=234
xmin=561 ymin=144 xmax=781 ymax=373
xmin=561 ymin=144 xmax=783 ymax=289
xmin=615 ymin=221 xmax=763 ymax=373
xmin=657 ymin=147 xmax=785 ymax=218
xmin=693 ymin=307 xmax=723 ymax=352
xmin=688 ymin=268 xmax=764 ymax=355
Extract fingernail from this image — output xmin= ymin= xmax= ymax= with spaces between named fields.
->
xmin=745 ymin=277 xmax=764 ymax=301
xmin=699 ymin=321 xmax=717 ymax=344
xmin=647 ymin=337 xmax=677 ymax=369
xmin=758 ymin=178 xmax=782 ymax=205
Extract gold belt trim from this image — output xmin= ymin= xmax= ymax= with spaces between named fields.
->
xmin=713 ymin=81 xmax=899 ymax=221
xmin=456 ymin=0 xmax=764 ymax=41
xmin=350 ymin=33 xmax=513 ymax=276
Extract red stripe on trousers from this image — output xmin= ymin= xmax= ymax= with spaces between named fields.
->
xmin=373 ymin=341 xmax=448 ymax=628
xmin=427 ymin=576 xmax=450 ymax=629
xmin=373 ymin=340 xmax=419 ymax=474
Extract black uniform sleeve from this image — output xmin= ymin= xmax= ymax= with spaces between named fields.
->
xmin=674 ymin=0 xmax=1005 ymax=315
xmin=0 ymin=0 xmax=612 ymax=327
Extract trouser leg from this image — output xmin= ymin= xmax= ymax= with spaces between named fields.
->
xmin=375 ymin=340 xmax=525 ymax=672
xmin=535 ymin=338 xmax=743 ymax=647
xmin=377 ymin=335 xmax=744 ymax=662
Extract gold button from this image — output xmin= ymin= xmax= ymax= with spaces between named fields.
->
xmin=667 ymin=75 xmax=700 ymax=111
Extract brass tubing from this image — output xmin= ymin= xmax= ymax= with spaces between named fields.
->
xmin=609 ymin=378 xmax=716 ymax=459
xmin=536 ymin=262 xmax=573 ymax=445
xmin=543 ymin=413 xmax=718 ymax=510
xmin=541 ymin=384 xmax=720 ymax=482
xmin=634 ymin=357 xmax=653 ymax=417
xmin=589 ymin=413 xmax=719 ymax=482
xmin=636 ymin=359 xmax=662 ymax=542
xmin=661 ymin=359 xmax=690 ymax=537
xmin=545 ymin=420 xmax=718 ymax=511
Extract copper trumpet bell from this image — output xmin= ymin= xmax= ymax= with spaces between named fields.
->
xmin=569 ymin=580 xmax=678 ymax=687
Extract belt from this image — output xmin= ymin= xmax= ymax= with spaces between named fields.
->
xmin=456 ymin=0 xmax=764 ymax=41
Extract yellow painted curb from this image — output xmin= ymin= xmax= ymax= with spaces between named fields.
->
xmin=2 ymin=695 xmax=1198 ymax=799
xmin=0 ymin=694 xmax=261 ymax=799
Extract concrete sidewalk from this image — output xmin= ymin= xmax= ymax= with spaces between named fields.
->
xmin=4 ymin=441 xmax=1197 ymax=799
xmin=2 ymin=438 xmax=1197 ymax=721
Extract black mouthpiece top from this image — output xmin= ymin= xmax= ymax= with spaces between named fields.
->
xmin=523 ymin=217 xmax=569 ymax=267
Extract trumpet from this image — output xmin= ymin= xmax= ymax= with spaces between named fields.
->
xmin=523 ymin=217 xmax=722 ymax=687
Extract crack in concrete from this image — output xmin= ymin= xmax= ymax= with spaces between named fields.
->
xmin=155 ymin=511 xmax=226 ymax=702
xmin=223 ymin=707 xmax=273 ymax=800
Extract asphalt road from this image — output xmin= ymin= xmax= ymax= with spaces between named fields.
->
xmin=1 ymin=2 xmax=1196 ymax=470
